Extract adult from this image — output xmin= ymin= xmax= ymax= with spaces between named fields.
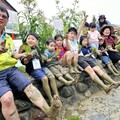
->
xmin=97 ymin=15 xmax=111 ymax=31
xmin=100 ymin=25 xmax=120 ymax=64
xmin=0 ymin=5 xmax=61 ymax=120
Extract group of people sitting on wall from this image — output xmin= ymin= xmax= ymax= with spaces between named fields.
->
xmin=0 ymin=5 xmax=120 ymax=120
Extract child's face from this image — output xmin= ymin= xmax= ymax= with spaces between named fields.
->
xmin=68 ymin=31 xmax=76 ymax=40
xmin=82 ymin=38 xmax=88 ymax=46
xmin=90 ymin=27 xmax=95 ymax=32
xmin=47 ymin=42 xmax=56 ymax=51
xmin=26 ymin=35 xmax=38 ymax=47
xmin=99 ymin=40 xmax=104 ymax=45
xmin=56 ymin=37 xmax=63 ymax=47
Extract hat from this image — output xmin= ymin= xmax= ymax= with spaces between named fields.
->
xmin=100 ymin=25 xmax=114 ymax=35
xmin=26 ymin=32 xmax=39 ymax=41
xmin=98 ymin=15 xmax=106 ymax=20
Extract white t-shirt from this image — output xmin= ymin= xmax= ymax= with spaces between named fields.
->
xmin=63 ymin=39 xmax=78 ymax=52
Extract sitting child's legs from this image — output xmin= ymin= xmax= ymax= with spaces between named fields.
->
xmin=49 ymin=65 xmax=73 ymax=86
xmin=43 ymin=67 xmax=59 ymax=96
xmin=72 ymin=51 xmax=80 ymax=73
xmin=30 ymin=69 xmax=53 ymax=105
xmin=61 ymin=51 xmax=75 ymax=73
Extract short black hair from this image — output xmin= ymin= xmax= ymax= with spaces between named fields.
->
xmin=54 ymin=34 xmax=63 ymax=40
xmin=26 ymin=32 xmax=39 ymax=40
xmin=89 ymin=22 xmax=96 ymax=28
xmin=79 ymin=35 xmax=87 ymax=45
xmin=84 ymin=22 xmax=89 ymax=27
xmin=68 ymin=27 xmax=77 ymax=35
xmin=46 ymin=38 xmax=55 ymax=45
xmin=0 ymin=5 xmax=9 ymax=18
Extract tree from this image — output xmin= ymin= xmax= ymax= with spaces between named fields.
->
xmin=18 ymin=0 xmax=53 ymax=52
xmin=92 ymin=15 xmax=97 ymax=23
xmin=52 ymin=0 xmax=84 ymax=34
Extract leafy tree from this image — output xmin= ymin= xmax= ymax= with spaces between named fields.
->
xmin=92 ymin=15 xmax=97 ymax=23
xmin=18 ymin=0 xmax=53 ymax=52
xmin=53 ymin=0 xmax=84 ymax=34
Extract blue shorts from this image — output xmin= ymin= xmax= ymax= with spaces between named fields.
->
xmin=0 ymin=67 xmax=31 ymax=97
xmin=30 ymin=67 xmax=53 ymax=81
xmin=100 ymin=56 xmax=110 ymax=64
xmin=90 ymin=42 xmax=99 ymax=49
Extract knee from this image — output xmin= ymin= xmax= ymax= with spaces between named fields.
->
xmin=1 ymin=95 xmax=14 ymax=108
xmin=85 ymin=66 xmax=94 ymax=74
xmin=93 ymin=66 xmax=102 ymax=72
xmin=41 ymin=76 xmax=49 ymax=83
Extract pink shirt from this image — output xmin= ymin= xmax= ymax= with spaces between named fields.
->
xmin=88 ymin=31 xmax=100 ymax=44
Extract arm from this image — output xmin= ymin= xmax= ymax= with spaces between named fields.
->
xmin=77 ymin=15 xmax=88 ymax=39
xmin=12 ymin=52 xmax=27 ymax=59
xmin=64 ymin=33 xmax=70 ymax=50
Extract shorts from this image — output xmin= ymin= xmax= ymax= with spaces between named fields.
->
xmin=100 ymin=56 xmax=110 ymax=64
xmin=0 ymin=67 xmax=31 ymax=97
xmin=49 ymin=65 xmax=67 ymax=78
xmin=78 ymin=56 xmax=96 ymax=69
xmin=90 ymin=42 xmax=99 ymax=49
xmin=30 ymin=67 xmax=54 ymax=80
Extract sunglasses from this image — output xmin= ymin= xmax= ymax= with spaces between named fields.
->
xmin=0 ymin=14 xmax=8 ymax=20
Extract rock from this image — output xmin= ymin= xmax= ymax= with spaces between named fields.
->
xmin=84 ymin=90 xmax=91 ymax=97
xmin=90 ymin=115 xmax=110 ymax=120
xmin=75 ymin=82 xmax=88 ymax=93
xmin=59 ymin=86 xmax=75 ymax=98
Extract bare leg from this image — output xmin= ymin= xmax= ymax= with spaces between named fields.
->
xmin=41 ymin=77 xmax=53 ymax=105
xmin=49 ymin=76 xmax=59 ymax=96
xmin=58 ymin=76 xmax=73 ymax=86
xmin=62 ymin=51 xmax=75 ymax=73
xmin=0 ymin=91 xmax=20 ymax=120
xmin=110 ymin=62 xmax=120 ymax=74
xmin=84 ymin=66 xmax=110 ymax=92
xmin=107 ymin=63 xmax=119 ymax=76
xmin=72 ymin=52 xmax=80 ymax=73
xmin=93 ymin=66 xmax=120 ymax=86
xmin=24 ymin=84 xmax=62 ymax=118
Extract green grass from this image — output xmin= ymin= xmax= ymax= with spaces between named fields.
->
xmin=67 ymin=115 xmax=80 ymax=120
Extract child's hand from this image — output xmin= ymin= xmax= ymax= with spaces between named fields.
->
xmin=26 ymin=53 xmax=33 ymax=61
xmin=20 ymin=52 xmax=27 ymax=58
xmin=65 ymin=33 xmax=69 ymax=40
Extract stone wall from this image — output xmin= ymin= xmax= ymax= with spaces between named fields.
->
xmin=0 ymin=63 xmax=119 ymax=120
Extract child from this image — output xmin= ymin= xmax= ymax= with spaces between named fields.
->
xmin=19 ymin=32 xmax=60 ymax=105
xmin=54 ymin=34 xmax=75 ymax=73
xmin=44 ymin=38 xmax=75 ymax=86
xmin=63 ymin=27 xmax=80 ymax=73
xmin=79 ymin=35 xmax=96 ymax=62
xmin=87 ymin=22 xmax=101 ymax=56
xmin=98 ymin=37 xmax=120 ymax=76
